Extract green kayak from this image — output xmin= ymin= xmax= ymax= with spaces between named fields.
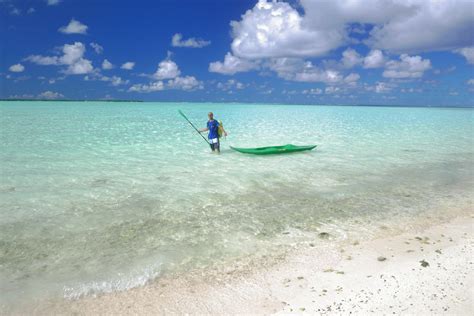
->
xmin=230 ymin=144 xmax=317 ymax=155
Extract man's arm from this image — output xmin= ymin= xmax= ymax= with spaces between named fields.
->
xmin=199 ymin=127 xmax=209 ymax=133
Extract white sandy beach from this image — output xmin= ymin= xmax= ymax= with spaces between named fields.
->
xmin=26 ymin=212 xmax=473 ymax=315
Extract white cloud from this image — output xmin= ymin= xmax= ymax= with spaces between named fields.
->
xmin=64 ymin=58 xmax=93 ymax=75
xmin=209 ymin=52 xmax=259 ymax=75
xmin=302 ymin=0 xmax=474 ymax=54
xmin=230 ymin=0 xmax=344 ymax=59
xmin=9 ymin=63 xmax=25 ymax=72
xmin=121 ymin=62 xmax=135 ymax=70
xmin=129 ymin=58 xmax=201 ymax=93
xmin=344 ymin=73 xmax=360 ymax=85
xmin=325 ymin=86 xmax=341 ymax=94
xmin=101 ymin=75 xmax=128 ymax=86
xmin=25 ymin=42 xmax=94 ymax=75
xmin=27 ymin=7 xmax=35 ymax=14
xmin=383 ymin=54 xmax=431 ymax=79
xmin=85 ymin=74 xmax=129 ymax=86
xmin=90 ymin=42 xmax=103 ymax=54
xmin=222 ymin=0 xmax=474 ymax=72
xmin=171 ymin=33 xmax=210 ymax=48
xmin=102 ymin=59 xmax=114 ymax=70
xmin=129 ymin=76 xmax=202 ymax=93
xmin=24 ymin=55 xmax=59 ymax=65
xmin=341 ymin=48 xmax=362 ymax=68
xmin=59 ymin=19 xmax=88 ymax=35
xmin=129 ymin=82 xmax=165 ymax=93
xmin=167 ymin=76 xmax=203 ymax=90
xmin=401 ymin=88 xmax=422 ymax=93
xmin=8 ymin=94 xmax=35 ymax=100
xmin=154 ymin=59 xmax=181 ymax=80
xmin=217 ymin=79 xmax=245 ymax=91
xmin=366 ymin=82 xmax=394 ymax=93
xmin=46 ymin=0 xmax=61 ymax=6
xmin=128 ymin=76 xmax=203 ymax=93
xmin=365 ymin=1 xmax=474 ymax=53
xmin=293 ymin=68 xmax=342 ymax=83
xmin=363 ymin=49 xmax=385 ymax=68
xmin=38 ymin=91 xmax=64 ymax=99
xmin=267 ymin=58 xmax=343 ymax=84
xmin=467 ymin=79 xmax=474 ymax=85
xmin=454 ymin=46 xmax=474 ymax=64
xmin=302 ymin=88 xmax=323 ymax=95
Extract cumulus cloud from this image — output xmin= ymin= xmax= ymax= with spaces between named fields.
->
xmin=153 ymin=59 xmax=181 ymax=80
xmin=209 ymin=52 xmax=259 ymax=75
xmin=171 ymin=33 xmax=210 ymax=48
xmin=230 ymin=0 xmax=344 ymax=59
xmin=90 ymin=42 xmax=103 ymax=54
xmin=220 ymin=0 xmax=474 ymax=72
xmin=38 ymin=91 xmax=64 ymax=99
xmin=401 ymin=88 xmax=422 ymax=93
xmin=25 ymin=42 xmax=94 ymax=75
xmin=325 ymin=86 xmax=341 ymax=94
xmin=129 ymin=81 xmax=165 ymax=93
xmin=302 ymin=0 xmax=474 ymax=54
xmin=341 ymin=48 xmax=363 ymax=68
xmin=217 ymin=79 xmax=245 ymax=91
xmin=9 ymin=63 xmax=25 ymax=72
xmin=365 ymin=1 xmax=474 ymax=53
xmin=129 ymin=57 xmax=202 ymax=93
xmin=383 ymin=54 xmax=431 ymax=79
xmin=64 ymin=58 xmax=93 ymax=75
xmin=103 ymin=76 xmax=128 ymax=86
xmin=454 ymin=46 xmax=474 ymax=64
xmin=302 ymin=88 xmax=323 ymax=95
xmin=363 ymin=49 xmax=385 ymax=68
xmin=24 ymin=55 xmax=59 ymax=65
xmin=59 ymin=19 xmax=88 ymax=35
xmin=366 ymin=82 xmax=395 ymax=93
xmin=266 ymin=58 xmax=344 ymax=84
xmin=128 ymin=76 xmax=202 ymax=93
xmin=167 ymin=76 xmax=203 ymax=90
xmin=121 ymin=62 xmax=135 ymax=70
xmin=102 ymin=59 xmax=114 ymax=70
xmin=85 ymin=74 xmax=129 ymax=86
xmin=210 ymin=0 xmax=473 ymax=91
xmin=344 ymin=73 xmax=360 ymax=85
xmin=8 ymin=94 xmax=35 ymax=100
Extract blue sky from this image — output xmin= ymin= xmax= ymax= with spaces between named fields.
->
xmin=1 ymin=0 xmax=473 ymax=106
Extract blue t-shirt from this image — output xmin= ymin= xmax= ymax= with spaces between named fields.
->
xmin=207 ymin=119 xmax=219 ymax=139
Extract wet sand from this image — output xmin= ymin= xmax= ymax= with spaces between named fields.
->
xmin=29 ymin=214 xmax=473 ymax=315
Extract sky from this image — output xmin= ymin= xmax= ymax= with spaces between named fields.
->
xmin=1 ymin=0 xmax=473 ymax=106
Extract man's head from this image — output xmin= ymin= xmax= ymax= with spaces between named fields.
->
xmin=208 ymin=112 xmax=214 ymax=120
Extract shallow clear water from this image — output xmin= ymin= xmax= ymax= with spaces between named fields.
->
xmin=0 ymin=101 xmax=473 ymax=306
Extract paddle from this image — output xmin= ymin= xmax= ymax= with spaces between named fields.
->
xmin=178 ymin=110 xmax=211 ymax=148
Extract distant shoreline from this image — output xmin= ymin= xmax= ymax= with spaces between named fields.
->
xmin=0 ymin=99 xmax=472 ymax=108
xmin=0 ymin=99 xmax=144 ymax=103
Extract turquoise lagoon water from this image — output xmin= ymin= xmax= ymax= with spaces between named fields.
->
xmin=0 ymin=101 xmax=473 ymax=307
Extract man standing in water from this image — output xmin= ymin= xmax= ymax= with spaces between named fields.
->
xmin=199 ymin=112 xmax=227 ymax=152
